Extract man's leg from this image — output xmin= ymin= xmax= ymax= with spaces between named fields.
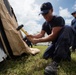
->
xmin=43 ymin=43 xmax=55 ymax=60
xmin=72 ymin=45 xmax=76 ymax=52
xmin=43 ymin=44 xmax=59 ymax=75
xmin=44 ymin=26 xmax=73 ymax=75
xmin=53 ymin=25 xmax=75 ymax=62
xmin=44 ymin=39 xmax=70 ymax=75
xmin=72 ymin=35 xmax=76 ymax=52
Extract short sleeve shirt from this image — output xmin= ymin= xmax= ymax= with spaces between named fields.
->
xmin=71 ymin=18 xmax=76 ymax=29
xmin=42 ymin=16 xmax=65 ymax=35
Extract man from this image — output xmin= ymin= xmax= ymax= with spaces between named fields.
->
xmin=27 ymin=2 xmax=75 ymax=75
xmin=71 ymin=11 xmax=76 ymax=52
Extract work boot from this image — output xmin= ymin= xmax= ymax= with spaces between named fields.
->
xmin=44 ymin=61 xmax=59 ymax=75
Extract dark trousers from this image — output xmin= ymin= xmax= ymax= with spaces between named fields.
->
xmin=72 ymin=35 xmax=76 ymax=51
xmin=43 ymin=25 xmax=75 ymax=62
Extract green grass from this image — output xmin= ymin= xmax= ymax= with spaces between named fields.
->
xmin=0 ymin=45 xmax=76 ymax=75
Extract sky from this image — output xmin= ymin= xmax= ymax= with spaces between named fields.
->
xmin=8 ymin=0 xmax=76 ymax=35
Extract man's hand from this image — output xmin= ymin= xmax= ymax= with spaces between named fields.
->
xmin=31 ymin=38 xmax=39 ymax=44
xmin=26 ymin=34 xmax=33 ymax=38
xmin=26 ymin=35 xmax=39 ymax=44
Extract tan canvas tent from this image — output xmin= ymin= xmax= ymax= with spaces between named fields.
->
xmin=0 ymin=0 xmax=40 ymax=60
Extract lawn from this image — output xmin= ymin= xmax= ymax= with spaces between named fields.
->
xmin=0 ymin=45 xmax=76 ymax=75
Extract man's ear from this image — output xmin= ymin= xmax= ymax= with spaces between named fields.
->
xmin=49 ymin=9 xmax=53 ymax=15
xmin=51 ymin=9 xmax=53 ymax=12
xmin=49 ymin=9 xmax=53 ymax=13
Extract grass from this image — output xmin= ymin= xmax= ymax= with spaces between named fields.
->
xmin=0 ymin=45 xmax=76 ymax=75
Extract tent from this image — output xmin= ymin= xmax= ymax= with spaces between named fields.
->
xmin=0 ymin=0 xmax=40 ymax=62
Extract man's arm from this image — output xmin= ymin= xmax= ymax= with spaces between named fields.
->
xmin=31 ymin=27 xmax=62 ymax=44
xmin=27 ymin=30 xmax=45 ymax=38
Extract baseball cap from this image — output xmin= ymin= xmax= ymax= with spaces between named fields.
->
xmin=71 ymin=11 xmax=76 ymax=15
xmin=39 ymin=2 xmax=53 ymax=15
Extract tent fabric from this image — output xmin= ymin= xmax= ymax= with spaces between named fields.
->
xmin=0 ymin=48 xmax=7 ymax=62
xmin=0 ymin=35 xmax=7 ymax=62
xmin=0 ymin=0 xmax=40 ymax=57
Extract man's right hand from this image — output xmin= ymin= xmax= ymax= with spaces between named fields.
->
xmin=26 ymin=35 xmax=40 ymax=44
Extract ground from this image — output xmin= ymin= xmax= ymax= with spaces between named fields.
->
xmin=0 ymin=45 xmax=76 ymax=75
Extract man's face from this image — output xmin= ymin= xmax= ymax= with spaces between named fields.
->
xmin=42 ymin=9 xmax=53 ymax=22
xmin=73 ymin=13 xmax=76 ymax=18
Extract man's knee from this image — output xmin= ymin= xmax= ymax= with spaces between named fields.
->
xmin=54 ymin=39 xmax=71 ymax=61
xmin=43 ymin=44 xmax=55 ymax=59
xmin=43 ymin=53 xmax=50 ymax=59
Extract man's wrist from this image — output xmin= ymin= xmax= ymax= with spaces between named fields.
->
xmin=38 ymin=38 xmax=43 ymax=42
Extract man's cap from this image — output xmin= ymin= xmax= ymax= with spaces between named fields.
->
xmin=39 ymin=2 xmax=53 ymax=15
xmin=71 ymin=11 xmax=76 ymax=15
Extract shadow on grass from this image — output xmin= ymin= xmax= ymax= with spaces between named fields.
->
xmin=59 ymin=59 xmax=76 ymax=75
xmin=0 ymin=52 xmax=76 ymax=75
xmin=0 ymin=53 xmax=30 ymax=73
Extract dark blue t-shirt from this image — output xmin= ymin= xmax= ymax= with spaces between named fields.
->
xmin=42 ymin=16 xmax=65 ymax=35
xmin=71 ymin=18 xmax=76 ymax=29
